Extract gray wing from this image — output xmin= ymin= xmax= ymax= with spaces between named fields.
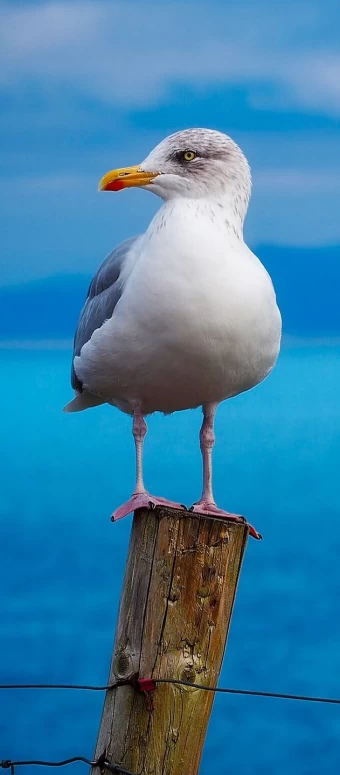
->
xmin=71 ymin=236 xmax=139 ymax=392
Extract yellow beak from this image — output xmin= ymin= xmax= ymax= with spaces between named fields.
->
xmin=98 ymin=164 xmax=159 ymax=192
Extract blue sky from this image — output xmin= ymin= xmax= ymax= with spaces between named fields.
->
xmin=1 ymin=0 xmax=340 ymax=285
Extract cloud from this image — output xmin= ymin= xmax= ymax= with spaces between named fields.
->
xmin=1 ymin=0 xmax=340 ymax=114
xmin=254 ymin=168 xmax=340 ymax=194
xmin=5 ymin=172 xmax=93 ymax=192
xmin=1 ymin=1 xmax=340 ymax=283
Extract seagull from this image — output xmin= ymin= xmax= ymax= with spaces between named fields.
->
xmin=64 ymin=128 xmax=281 ymax=530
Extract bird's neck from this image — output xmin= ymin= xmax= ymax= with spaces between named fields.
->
xmin=157 ymin=192 xmax=248 ymax=242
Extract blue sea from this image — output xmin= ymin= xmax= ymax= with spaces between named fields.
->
xmin=1 ymin=343 xmax=340 ymax=774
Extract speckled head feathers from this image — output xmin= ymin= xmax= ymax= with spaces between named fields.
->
xmin=141 ymin=128 xmax=251 ymax=212
xmin=148 ymin=128 xmax=247 ymax=163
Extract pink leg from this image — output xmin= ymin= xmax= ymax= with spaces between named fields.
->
xmin=133 ymin=408 xmax=148 ymax=495
xmin=112 ymin=405 xmax=183 ymax=521
xmin=190 ymin=403 xmax=261 ymax=535
xmin=192 ymin=402 xmax=221 ymax=510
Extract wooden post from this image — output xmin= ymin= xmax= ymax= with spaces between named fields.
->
xmin=92 ymin=506 xmax=249 ymax=775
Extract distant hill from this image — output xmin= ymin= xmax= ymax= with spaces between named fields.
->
xmin=0 ymin=245 xmax=339 ymax=339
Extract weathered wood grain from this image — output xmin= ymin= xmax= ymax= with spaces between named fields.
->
xmin=92 ymin=506 xmax=249 ymax=775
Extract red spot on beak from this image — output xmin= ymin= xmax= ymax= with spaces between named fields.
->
xmin=104 ymin=179 xmax=126 ymax=192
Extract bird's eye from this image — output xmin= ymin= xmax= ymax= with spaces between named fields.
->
xmin=183 ymin=150 xmax=196 ymax=162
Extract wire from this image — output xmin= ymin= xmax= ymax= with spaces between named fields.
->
xmin=1 ymin=759 xmax=93 ymax=768
xmin=0 ymin=684 xmax=117 ymax=692
xmin=2 ymin=677 xmax=340 ymax=775
xmin=156 ymin=678 xmax=340 ymax=705
xmin=1 ymin=678 xmax=340 ymax=705
xmin=0 ymin=757 xmax=135 ymax=775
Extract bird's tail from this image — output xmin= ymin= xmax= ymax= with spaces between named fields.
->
xmin=63 ymin=391 xmax=106 ymax=413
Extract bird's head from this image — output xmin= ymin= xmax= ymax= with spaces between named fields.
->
xmin=99 ymin=128 xmax=251 ymax=211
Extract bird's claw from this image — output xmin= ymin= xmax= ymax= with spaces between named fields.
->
xmin=111 ymin=493 xmax=185 ymax=521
